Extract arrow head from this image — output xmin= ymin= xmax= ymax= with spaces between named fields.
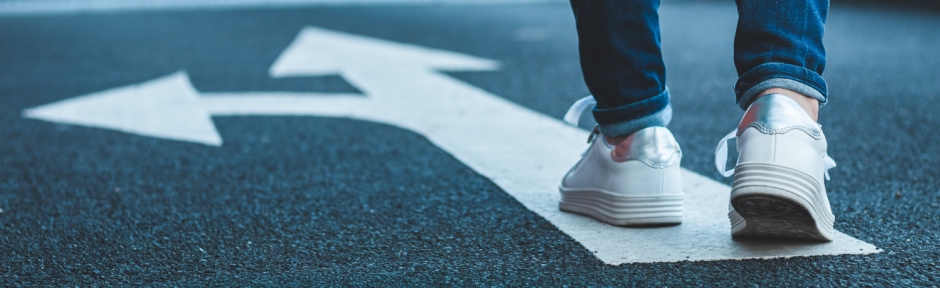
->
xmin=23 ymin=72 xmax=223 ymax=146
xmin=270 ymin=27 xmax=500 ymax=77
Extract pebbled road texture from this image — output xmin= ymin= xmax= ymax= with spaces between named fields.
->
xmin=1 ymin=2 xmax=939 ymax=286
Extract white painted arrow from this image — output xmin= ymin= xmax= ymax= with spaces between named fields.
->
xmin=23 ymin=72 xmax=223 ymax=145
xmin=22 ymin=72 xmax=366 ymax=146
xmin=22 ymin=26 xmax=879 ymax=264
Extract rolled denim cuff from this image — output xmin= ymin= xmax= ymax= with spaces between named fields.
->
xmin=738 ymin=78 xmax=826 ymax=111
xmin=735 ymin=62 xmax=828 ymax=110
xmin=592 ymin=89 xmax=672 ymax=137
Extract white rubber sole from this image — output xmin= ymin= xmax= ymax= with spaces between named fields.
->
xmin=559 ymin=186 xmax=684 ymax=226
xmin=729 ymin=163 xmax=834 ymax=241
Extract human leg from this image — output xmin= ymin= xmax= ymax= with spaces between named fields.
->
xmin=569 ymin=0 xmax=671 ymax=138
xmin=721 ymin=0 xmax=835 ymax=241
xmin=733 ymin=0 xmax=829 ymax=111
xmin=560 ymin=0 xmax=683 ymax=226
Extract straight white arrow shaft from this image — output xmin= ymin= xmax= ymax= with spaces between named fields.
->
xmin=200 ymin=92 xmax=368 ymax=117
xmin=341 ymin=68 xmax=585 ymax=188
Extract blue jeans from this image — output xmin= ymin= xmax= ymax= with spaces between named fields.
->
xmin=571 ymin=0 xmax=829 ymax=137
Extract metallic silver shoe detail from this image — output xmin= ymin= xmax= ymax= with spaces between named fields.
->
xmin=608 ymin=126 xmax=682 ymax=168
xmin=737 ymin=94 xmax=823 ymax=139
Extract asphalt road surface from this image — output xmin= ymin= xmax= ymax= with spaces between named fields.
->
xmin=1 ymin=0 xmax=939 ymax=286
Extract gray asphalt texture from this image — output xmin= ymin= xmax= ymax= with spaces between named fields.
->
xmin=1 ymin=1 xmax=939 ymax=286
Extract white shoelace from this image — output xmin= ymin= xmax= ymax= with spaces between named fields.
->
xmin=564 ymin=96 xmax=600 ymax=155
xmin=714 ymin=128 xmax=837 ymax=180
xmin=563 ymin=96 xmax=596 ymax=126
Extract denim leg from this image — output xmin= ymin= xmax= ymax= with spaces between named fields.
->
xmin=570 ymin=0 xmax=671 ymax=138
xmin=734 ymin=0 xmax=830 ymax=110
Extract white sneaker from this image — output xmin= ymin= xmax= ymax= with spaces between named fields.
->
xmin=559 ymin=97 xmax=684 ymax=226
xmin=715 ymin=94 xmax=837 ymax=241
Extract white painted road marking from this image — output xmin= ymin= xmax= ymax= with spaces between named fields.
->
xmin=22 ymin=26 xmax=880 ymax=264
xmin=21 ymin=75 xmax=366 ymax=146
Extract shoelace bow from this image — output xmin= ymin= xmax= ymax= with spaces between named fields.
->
xmin=563 ymin=96 xmax=600 ymax=144
xmin=563 ymin=96 xmax=597 ymax=126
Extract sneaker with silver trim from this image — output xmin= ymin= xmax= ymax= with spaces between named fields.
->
xmin=559 ymin=97 xmax=684 ymax=226
xmin=715 ymin=94 xmax=837 ymax=241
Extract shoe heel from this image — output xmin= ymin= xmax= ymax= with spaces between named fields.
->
xmin=729 ymin=163 xmax=834 ymax=241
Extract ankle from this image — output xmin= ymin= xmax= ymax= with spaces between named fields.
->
xmin=756 ymin=88 xmax=820 ymax=121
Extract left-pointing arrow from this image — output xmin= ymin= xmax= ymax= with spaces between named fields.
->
xmin=22 ymin=72 xmax=223 ymax=145
xmin=22 ymin=71 xmax=370 ymax=146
